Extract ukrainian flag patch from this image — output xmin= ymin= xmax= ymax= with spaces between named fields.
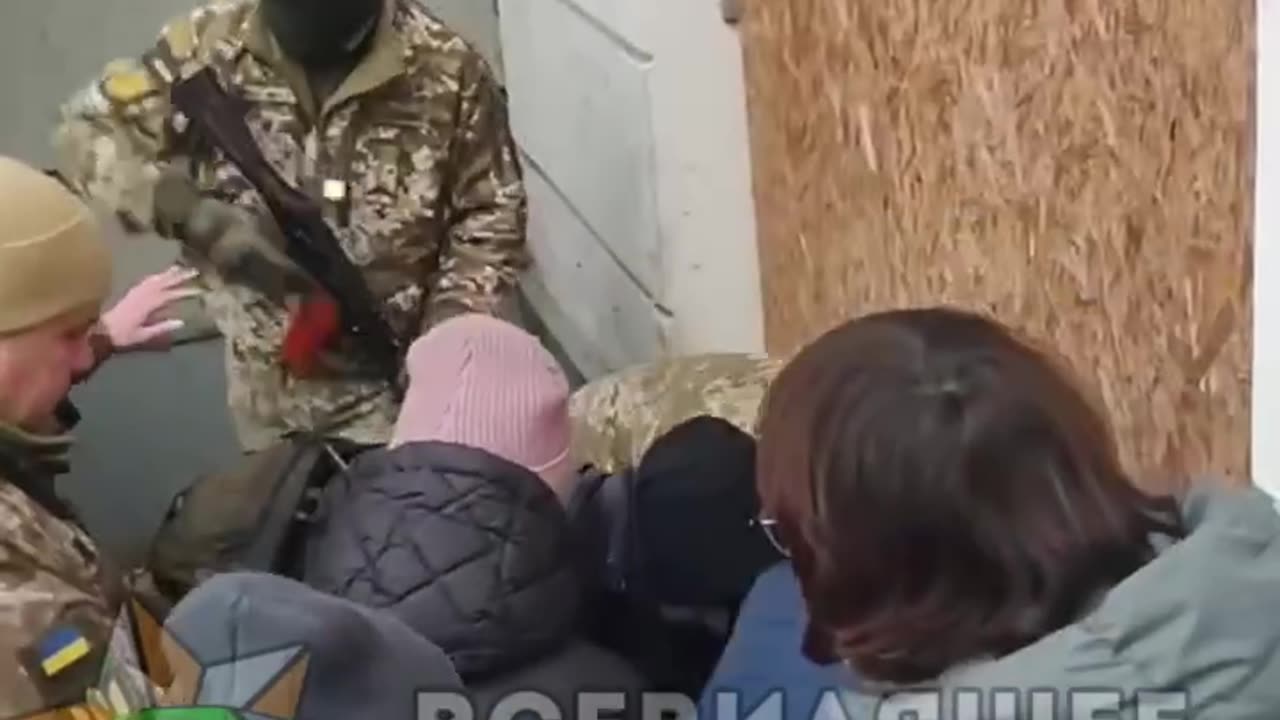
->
xmin=38 ymin=625 xmax=92 ymax=677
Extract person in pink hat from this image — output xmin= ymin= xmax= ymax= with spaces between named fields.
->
xmin=387 ymin=312 xmax=577 ymax=501
xmin=303 ymin=313 xmax=646 ymax=708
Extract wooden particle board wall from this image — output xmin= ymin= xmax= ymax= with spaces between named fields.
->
xmin=740 ymin=0 xmax=1257 ymax=490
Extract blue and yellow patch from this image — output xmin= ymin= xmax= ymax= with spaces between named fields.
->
xmin=37 ymin=626 xmax=92 ymax=677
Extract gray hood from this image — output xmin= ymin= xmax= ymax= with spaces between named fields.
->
xmin=839 ymin=485 xmax=1280 ymax=720
xmin=163 ymin=571 xmax=463 ymax=720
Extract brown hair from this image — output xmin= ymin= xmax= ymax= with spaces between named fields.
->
xmin=756 ymin=307 xmax=1182 ymax=684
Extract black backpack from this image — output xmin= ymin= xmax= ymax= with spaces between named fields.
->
xmin=144 ymin=434 xmax=368 ymax=608
xmin=566 ymin=415 xmax=783 ymax=695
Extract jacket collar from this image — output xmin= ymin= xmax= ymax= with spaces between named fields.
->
xmin=0 ymin=422 xmax=77 ymax=520
xmin=0 ymin=422 xmax=72 ymax=476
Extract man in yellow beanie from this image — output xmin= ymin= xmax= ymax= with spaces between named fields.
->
xmin=0 ymin=156 xmax=196 ymax=717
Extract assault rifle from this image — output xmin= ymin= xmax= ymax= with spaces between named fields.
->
xmin=169 ymin=67 xmax=403 ymax=392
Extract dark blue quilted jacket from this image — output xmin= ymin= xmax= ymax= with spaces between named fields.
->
xmin=301 ymin=440 xmax=579 ymax=681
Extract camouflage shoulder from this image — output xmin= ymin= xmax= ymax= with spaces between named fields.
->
xmin=571 ymin=353 xmax=782 ymax=413
xmin=0 ymin=480 xmax=44 ymax=551
xmin=569 ymin=353 xmax=783 ymax=473
xmin=398 ymin=0 xmax=497 ymax=81
xmin=0 ymin=482 xmax=101 ymax=581
xmin=399 ymin=0 xmax=481 ymax=55
xmin=91 ymin=0 xmax=254 ymax=107
xmin=636 ymin=352 xmax=783 ymax=435
xmin=150 ymin=0 xmax=256 ymax=79
xmin=677 ymin=352 xmax=782 ymax=417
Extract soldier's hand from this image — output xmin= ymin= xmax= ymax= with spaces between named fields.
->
xmin=151 ymin=167 xmax=315 ymax=304
xmin=206 ymin=205 xmax=316 ymax=303
xmin=153 ymin=168 xmax=287 ymax=264
xmin=152 ymin=167 xmax=244 ymax=263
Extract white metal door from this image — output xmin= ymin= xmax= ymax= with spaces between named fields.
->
xmin=498 ymin=0 xmax=766 ymax=378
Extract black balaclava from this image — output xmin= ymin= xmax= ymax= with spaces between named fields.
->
xmin=261 ymin=0 xmax=383 ymax=68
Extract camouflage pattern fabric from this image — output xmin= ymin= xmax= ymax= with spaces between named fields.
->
xmin=568 ymin=353 xmax=784 ymax=474
xmin=0 ymin=471 xmax=118 ymax=718
xmin=52 ymin=0 xmax=529 ymax=451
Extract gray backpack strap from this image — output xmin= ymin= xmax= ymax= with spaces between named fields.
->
xmin=232 ymin=435 xmax=331 ymax=574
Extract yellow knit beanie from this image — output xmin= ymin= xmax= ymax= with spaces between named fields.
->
xmin=0 ymin=157 xmax=111 ymax=334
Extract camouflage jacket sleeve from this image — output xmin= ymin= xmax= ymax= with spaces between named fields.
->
xmin=50 ymin=13 xmax=197 ymax=233
xmin=0 ymin=486 xmax=114 ymax=718
xmin=569 ymin=353 xmax=784 ymax=474
xmin=424 ymin=54 xmax=531 ymax=329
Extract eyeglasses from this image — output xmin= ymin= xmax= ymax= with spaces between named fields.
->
xmin=751 ymin=516 xmax=789 ymax=558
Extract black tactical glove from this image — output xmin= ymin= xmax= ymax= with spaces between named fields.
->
xmin=152 ymin=168 xmax=314 ymax=304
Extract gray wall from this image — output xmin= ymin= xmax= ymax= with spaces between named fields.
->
xmin=0 ymin=0 xmax=503 ymax=567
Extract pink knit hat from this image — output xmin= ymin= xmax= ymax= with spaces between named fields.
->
xmin=390 ymin=313 xmax=575 ymax=498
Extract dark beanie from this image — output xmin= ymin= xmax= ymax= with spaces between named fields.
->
xmin=634 ymin=416 xmax=782 ymax=606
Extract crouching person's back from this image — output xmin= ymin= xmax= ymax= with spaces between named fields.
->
xmin=303 ymin=314 xmax=648 ymax=717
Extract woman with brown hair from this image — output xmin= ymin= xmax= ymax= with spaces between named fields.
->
xmin=748 ymin=307 xmax=1280 ymax=718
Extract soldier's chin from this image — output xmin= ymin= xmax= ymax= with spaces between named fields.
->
xmin=25 ymin=409 xmax=65 ymax=436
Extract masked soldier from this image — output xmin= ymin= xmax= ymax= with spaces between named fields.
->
xmin=52 ymin=0 xmax=529 ymax=452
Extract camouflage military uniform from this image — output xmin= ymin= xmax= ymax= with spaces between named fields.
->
xmin=52 ymin=0 xmax=529 ymax=451
xmin=569 ymin=353 xmax=784 ymax=474
xmin=0 ymin=427 xmax=121 ymax=719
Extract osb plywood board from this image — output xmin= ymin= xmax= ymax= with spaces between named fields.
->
xmin=741 ymin=0 xmax=1256 ymax=489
